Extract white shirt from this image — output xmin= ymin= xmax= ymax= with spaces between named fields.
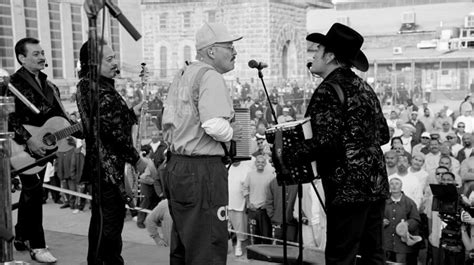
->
xmin=228 ymin=160 xmax=253 ymax=211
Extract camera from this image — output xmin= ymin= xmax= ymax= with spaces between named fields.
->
xmin=430 ymin=184 xmax=465 ymax=253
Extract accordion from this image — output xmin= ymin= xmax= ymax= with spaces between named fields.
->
xmin=228 ymin=108 xmax=251 ymax=162
xmin=265 ymin=118 xmax=317 ymax=186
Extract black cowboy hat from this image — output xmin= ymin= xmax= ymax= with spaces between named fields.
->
xmin=306 ymin=23 xmax=369 ymax=72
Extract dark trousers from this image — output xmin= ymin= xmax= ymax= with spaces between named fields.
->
xmin=326 ymin=200 xmax=386 ymax=265
xmin=15 ymin=169 xmax=46 ymax=249
xmin=163 ymin=155 xmax=228 ymax=265
xmin=247 ymin=208 xmax=272 ymax=245
xmin=272 ymin=222 xmax=298 ymax=244
xmin=137 ymin=182 xmax=159 ymax=224
xmin=43 ymin=173 xmax=61 ymax=202
xmin=87 ymin=179 xmax=126 ymax=265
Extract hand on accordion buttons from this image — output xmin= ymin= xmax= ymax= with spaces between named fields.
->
xmin=231 ymin=121 xmax=243 ymax=141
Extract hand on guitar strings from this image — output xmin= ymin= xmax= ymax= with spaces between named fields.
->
xmin=26 ymin=137 xmax=46 ymax=157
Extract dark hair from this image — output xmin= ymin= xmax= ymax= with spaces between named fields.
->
xmin=441 ymin=171 xmax=455 ymax=181
xmin=391 ymin=136 xmax=403 ymax=146
xmin=323 ymin=46 xmax=352 ymax=69
xmin=78 ymin=39 xmax=108 ymax=78
xmin=436 ymin=165 xmax=449 ymax=172
xmin=14 ymin=37 xmax=40 ymax=65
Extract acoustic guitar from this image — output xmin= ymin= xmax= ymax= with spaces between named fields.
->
xmin=10 ymin=116 xmax=82 ymax=175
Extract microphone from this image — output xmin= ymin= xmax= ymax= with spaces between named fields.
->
xmin=248 ymin=60 xmax=268 ymax=70
xmin=115 ymin=69 xmax=121 ymax=75
xmin=44 ymin=63 xmax=48 ymax=68
xmin=306 ymin=62 xmax=312 ymax=70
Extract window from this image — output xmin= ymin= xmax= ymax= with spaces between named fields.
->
xmin=24 ymin=0 xmax=38 ymax=38
xmin=160 ymin=13 xmax=167 ymax=29
xmin=160 ymin=46 xmax=167 ymax=78
xmin=183 ymin=12 xmax=191 ymax=28
xmin=49 ymin=1 xmax=63 ymax=78
xmin=0 ymin=1 xmax=14 ymax=73
xmin=71 ymin=4 xmax=83 ymax=64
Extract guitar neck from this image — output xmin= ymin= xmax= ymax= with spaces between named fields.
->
xmin=53 ymin=123 xmax=82 ymax=141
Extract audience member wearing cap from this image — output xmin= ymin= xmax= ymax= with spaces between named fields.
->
xmin=454 ymin=102 xmax=474 ymax=134
xmin=412 ymin=132 xmax=431 ymax=155
xmin=289 ymin=23 xmax=389 ymax=265
xmin=277 ymin=107 xmax=295 ymax=124
xmin=161 ymin=22 xmax=242 ymax=264
xmin=383 ymin=177 xmax=421 ymax=265
xmin=407 ymin=111 xmax=426 ymax=143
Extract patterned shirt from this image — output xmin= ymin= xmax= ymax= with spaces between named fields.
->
xmin=290 ymin=67 xmax=390 ymax=205
xmin=76 ymin=76 xmax=139 ymax=184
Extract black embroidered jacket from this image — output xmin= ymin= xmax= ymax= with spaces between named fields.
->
xmin=7 ymin=67 xmax=69 ymax=145
xmin=291 ymin=68 xmax=390 ymax=205
xmin=76 ymin=76 xmax=140 ymax=184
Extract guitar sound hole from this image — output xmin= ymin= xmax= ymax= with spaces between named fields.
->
xmin=43 ymin=133 xmax=57 ymax=146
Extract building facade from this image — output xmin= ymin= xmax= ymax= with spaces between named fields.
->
xmin=0 ymin=0 xmax=143 ymax=95
xmin=307 ymin=0 xmax=474 ymax=100
xmin=141 ymin=0 xmax=332 ymax=86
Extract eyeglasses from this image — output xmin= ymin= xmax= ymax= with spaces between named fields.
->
xmin=458 ymin=125 xmax=465 ymax=128
xmin=212 ymin=44 xmax=235 ymax=52
xmin=446 ymin=136 xmax=453 ymax=140
xmin=422 ymin=137 xmax=430 ymax=139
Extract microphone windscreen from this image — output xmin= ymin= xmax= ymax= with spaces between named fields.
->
xmin=248 ymin=60 xmax=259 ymax=69
xmin=306 ymin=62 xmax=312 ymax=69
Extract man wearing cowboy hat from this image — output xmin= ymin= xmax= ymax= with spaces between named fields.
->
xmin=286 ymin=23 xmax=390 ymax=264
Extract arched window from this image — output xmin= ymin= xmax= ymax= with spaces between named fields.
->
xmin=183 ymin=45 xmax=191 ymax=64
xmin=160 ymin=46 xmax=167 ymax=78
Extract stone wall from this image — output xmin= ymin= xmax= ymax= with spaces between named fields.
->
xmin=141 ymin=0 xmax=310 ymax=85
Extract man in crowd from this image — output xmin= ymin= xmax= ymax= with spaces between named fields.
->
xmin=162 ymin=22 xmax=242 ymax=264
xmin=243 ymin=155 xmax=274 ymax=245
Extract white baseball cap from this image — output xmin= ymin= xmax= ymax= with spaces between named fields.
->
xmin=195 ymin=23 xmax=243 ymax=50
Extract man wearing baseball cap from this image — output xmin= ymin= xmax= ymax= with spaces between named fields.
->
xmin=162 ymin=23 xmax=242 ymax=264
xmin=287 ymin=23 xmax=390 ymax=265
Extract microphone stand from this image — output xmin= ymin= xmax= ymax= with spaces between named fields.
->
xmin=255 ymin=68 xmax=291 ymax=265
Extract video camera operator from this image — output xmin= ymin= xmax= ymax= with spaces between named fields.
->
xmin=430 ymin=171 xmax=466 ymax=265
xmin=459 ymin=181 xmax=474 ymax=265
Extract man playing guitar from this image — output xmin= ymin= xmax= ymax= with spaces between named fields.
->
xmin=7 ymin=37 xmax=80 ymax=263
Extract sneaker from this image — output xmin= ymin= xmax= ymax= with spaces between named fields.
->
xmin=30 ymin=248 xmax=57 ymax=263
xmin=132 ymin=216 xmax=138 ymax=222
xmin=72 ymin=209 xmax=80 ymax=214
xmin=235 ymin=246 xmax=243 ymax=257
